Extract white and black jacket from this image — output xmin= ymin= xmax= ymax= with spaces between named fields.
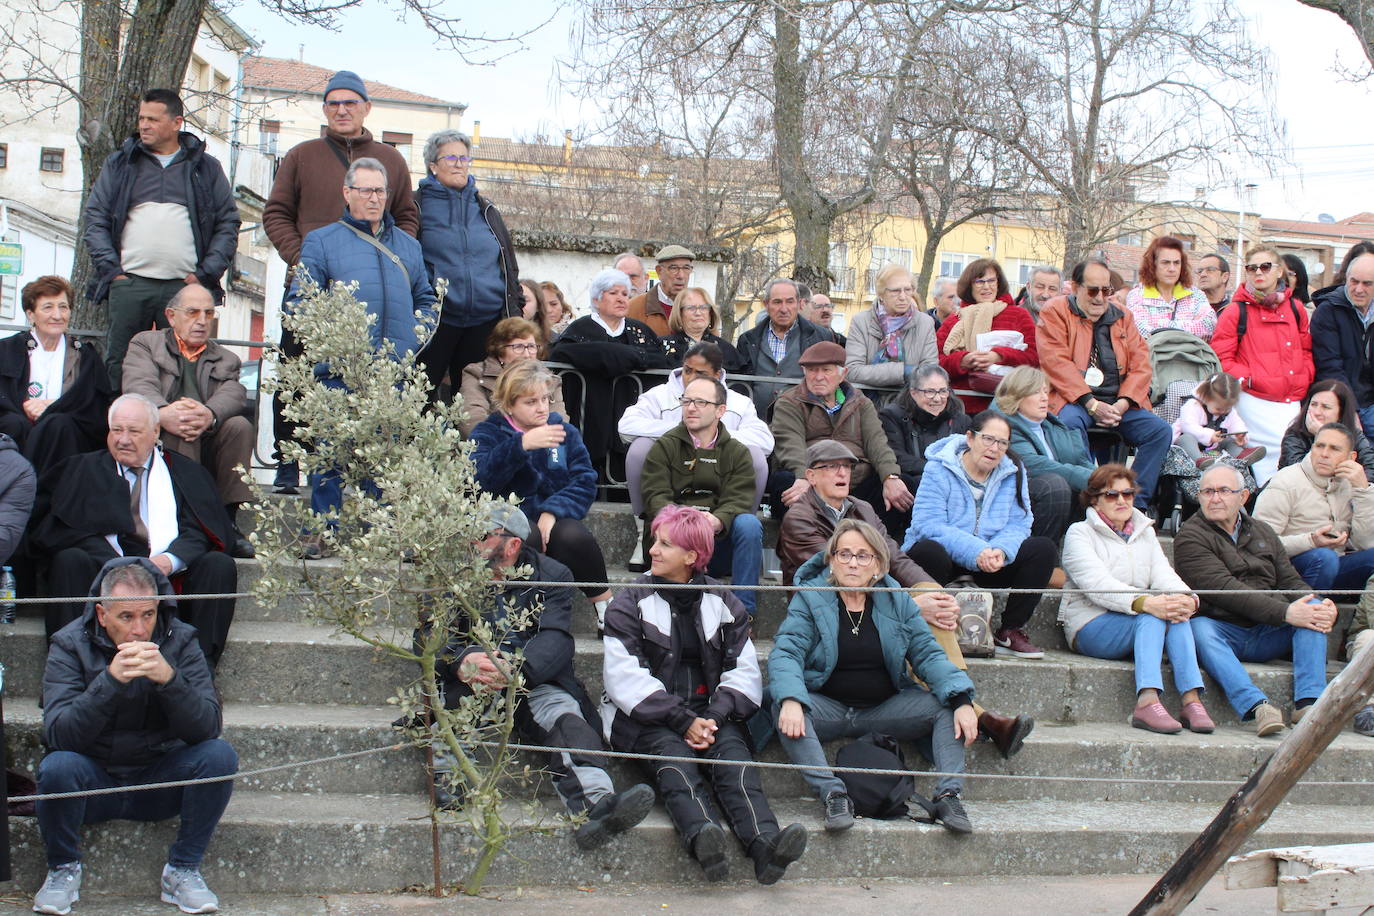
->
xmin=600 ymin=573 xmax=762 ymax=750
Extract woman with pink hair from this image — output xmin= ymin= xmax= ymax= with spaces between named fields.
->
xmin=600 ymin=505 xmax=806 ymax=885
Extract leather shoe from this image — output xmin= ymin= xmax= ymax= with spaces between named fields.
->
xmin=231 ymin=533 xmax=256 ymax=559
xmin=978 ymin=710 xmax=1034 ymax=759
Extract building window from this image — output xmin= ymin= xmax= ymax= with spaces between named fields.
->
xmin=1116 ymin=230 xmax=1142 ymax=246
xmin=0 ymin=143 xmax=7 ymax=168
xmin=382 ymin=131 xmax=413 ymax=166
xmin=938 ymin=251 xmax=979 ymax=282
xmin=828 ymin=243 xmax=854 ymax=292
xmin=260 ymin=119 xmax=280 ymax=156
xmin=867 ymin=245 xmax=912 ymax=294
xmin=39 ymin=148 xmax=64 ymax=172
xmin=743 ymin=243 xmax=780 ymax=297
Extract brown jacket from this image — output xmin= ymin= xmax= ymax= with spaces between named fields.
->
xmin=1173 ymin=509 xmax=1308 ymax=628
xmin=771 ymin=381 xmax=899 ymax=484
xmin=262 ymin=128 xmax=419 ymax=268
xmin=626 ymin=288 xmax=672 ymax=337
xmin=1036 ymin=296 xmax=1153 ymax=412
xmin=779 ymin=490 xmax=932 ymax=587
xmin=122 ymin=329 xmax=245 ymax=423
xmin=457 ymin=356 xmax=566 ymax=437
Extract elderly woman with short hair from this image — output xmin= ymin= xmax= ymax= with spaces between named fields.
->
xmin=415 ymin=128 xmax=523 ymax=400
xmin=456 ymin=316 xmax=566 ymax=436
xmin=660 ymin=287 xmax=747 ymax=373
xmin=550 ymin=268 xmax=672 ymax=477
xmin=937 ymin=258 xmax=1039 ymax=412
xmin=844 ymin=264 xmax=938 ymax=387
xmin=878 ymin=363 xmax=969 ymax=499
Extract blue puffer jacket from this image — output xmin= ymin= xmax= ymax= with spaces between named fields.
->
xmin=901 ymin=433 xmax=1032 ymax=565
xmin=996 ymin=405 xmax=1094 ymax=491
xmin=291 ymin=210 xmax=438 ymax=357
xmin=768 ymin=551 xmax=974 ymax=709
xmin=470 ymin=411 xmax=597 ymax=521
xmin=416 ymin=175 xmax=510 ymax=328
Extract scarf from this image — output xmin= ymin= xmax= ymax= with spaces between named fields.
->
xmin=874 ymin=304 xmax=912 ymax=362
xmin=1095 ymin=508 xmax=1134 ymax=541
xmin=105 ymin=448 xmax=178 ymax=559
xmin=942 ymin=299 xmax=1007 ymax=355
xmin=1244 ymin=278 xmax=1288 ymax=308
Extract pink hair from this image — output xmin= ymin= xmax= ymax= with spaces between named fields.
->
xmin=650 ymin=505 xmax=716 ymax=572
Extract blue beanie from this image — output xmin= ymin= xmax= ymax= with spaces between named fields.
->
xmin=324 ymin=70 xmax=368 ymax=102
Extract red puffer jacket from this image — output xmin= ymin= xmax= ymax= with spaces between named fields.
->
xmin=1210 ymin=285 xmax=1313 ymax=403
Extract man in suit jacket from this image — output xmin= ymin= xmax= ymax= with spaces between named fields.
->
xmin=31 ymin=393 xmax=236 ymax=666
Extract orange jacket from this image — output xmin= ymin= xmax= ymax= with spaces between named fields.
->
xmin=1036 ymin=296 xmax=1154 ymax=412
xmin=625 ymin=289 xmax=671 ymax=337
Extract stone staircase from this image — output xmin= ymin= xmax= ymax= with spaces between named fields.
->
xmin=4 ymin=501 xmax=1373 ymax=895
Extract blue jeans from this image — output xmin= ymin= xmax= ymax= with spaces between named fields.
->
xmin=1290 ymin=546 xmax=1374 ymax=594
xmin=706 ymin=513 xmax=762 ymax=615
xmin=36 ymin=739 xmax=238 ymax=869
xmin=773 ymin=687 xmax=966 ymax=799
xmin=1189 ymin=617 xmax=1328 ymax=717
xmin=1073 ymin=611 xmax=1205 ymax=696
xmin=1359 ymin=403 xmax=1374 ymax=438
xmin=1057 ymin=404 xmax=1173 ymax=505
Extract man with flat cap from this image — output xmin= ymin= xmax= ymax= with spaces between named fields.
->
xmin=626 ymin=244 xmax=696 ymax=336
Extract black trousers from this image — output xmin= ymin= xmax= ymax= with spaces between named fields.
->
xmin=46 ymin=545 xmax=238 ymax=667
xmin=632 ymin=721 xmax=777 ymax=851
xmin=271 ymin=321 xmax=305 ymax=465
xmin=905 ymin=535 xmax=1059 ymax=631
xmin=416 ymin=318 xmax=499 ymax=402
xmin=530 ymin=517 xmax=608 ymax=598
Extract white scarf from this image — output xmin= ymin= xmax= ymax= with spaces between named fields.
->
xmin=27 ymin=332 xmax=65 ymax=401
xmin=106 ymin=448 xmax=179 ymax=559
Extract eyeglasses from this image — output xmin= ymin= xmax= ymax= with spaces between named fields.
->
xmin=884 ymin=286 xmax=915 ymax=296
xmin=1199 ymin=487 xmax=1244 ymax=499
xmin=173 ymin=307 xmax=216 ymax=320
xmin=835 ymin=549 xmax=876 ymax=565
xmin=811 ymin=462 xmax=853 ymax=473
xmin=503 ymin=342 xmax=538 ymax=354
xmin=437 ymin=155 xmax=472 ymax=166
xmin=1098 ymin=488 xmax=1138 ymax=502
xmin=1196 ymin=265 xmax=1223 ymax=274
xmin=679 ymin=397 xmax=720 ymax=409
xmin=324 ymin=99 xmax=363 ymax=110
xmin=680 ymin=304 xmax=712 ymax=312
xmin=915 ymin=387 xmax=950 ymax=398
xmin=1243 ymin=262 xmax=1277 ymax=274
xmin=660 ymin=264 xmax=694 ymax=274
xmin=1081 ymin=286 xmax=1117 ymax=298
xmin=972 ymin=276 xmax=999 ymax=286
xmin=976 ymin=433 xmax=1010 ymax=449
xmin=347 ymin=186 xmax=387 ymax=198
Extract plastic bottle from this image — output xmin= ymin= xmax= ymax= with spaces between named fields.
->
xmin=0 ymin=566 xmax=15 ymax=624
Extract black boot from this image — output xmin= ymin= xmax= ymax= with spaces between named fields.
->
xmin=749 ymin=823 xmax=807 ymax=885
xmin=573 ymin=784 xmax=656 ymax=850
xmin=691 ymin=822 xmax=729 ymax=882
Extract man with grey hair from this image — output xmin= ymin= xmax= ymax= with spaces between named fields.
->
xmin=803 ymin=291 xmax=846 ymax=348
xmin=1018 ymin=267 xmax=1062 ymax=324
xmin=415 ymin=128 xmax=523 ymax=397
xmin=29 ymin=393 xmax=237 ymax=664
xmin=627 ymin=244 xmax=695 ymax=335
xmin=263 ymin=69 xmax=418 ymax=494
xmin=927 ymin=277 xmax=960 ymax=326
xmin=290 ymin=158 xmax=437 ymax=557
xmin=735 ymin=278 xmax=836 ymax=414
xmin=1174 ymin=462 xmax=1336 ymax=737
xmin=614 ymin=252 xmax=649 ymax=298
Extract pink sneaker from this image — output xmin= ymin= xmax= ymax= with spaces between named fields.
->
xmin=1132 ymin=702 xmax=1183 ymax=734
xmin=1179 ymin=701 xmax=1215 ymax=734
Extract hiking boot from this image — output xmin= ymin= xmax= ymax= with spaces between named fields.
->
xmin=1235 ymin=446 xmax=1266 ymax=467
xmin=692 ymin=822 xmax=730 ymax=881
xmin=933 ymin=792 xmax=973 ymax=834
xmin=573 ymin=783 xmax=655 ymax=850
xmin=229 ymin=526 xmax=256 ymax=559
xmin=823 ymin=790 xmax=855 ymax=832
xmin=1251 ymin=702 xmax=1285 ymax=737
xmin=978 ymin=710 xmax=1034 ymax=759
xmin=1179 ymin=701 xmax=1215 ymax=734
xmin=160 ymin=864 xmax=219 ymax=914
xmin=993 ymin=627 xmax=1044 ymax=659
xmin=32 ymin=862 xmax=81 ymax=915
xmin=1355 ymin=704 xmax=1374 ymax=737
xmin=751 ymin=822 xmax=807 ymax=885
xmin=1131 ymin=701 xmax=1183 ymax=734
xmin=272 ymin=461 xmax=300 ymax=495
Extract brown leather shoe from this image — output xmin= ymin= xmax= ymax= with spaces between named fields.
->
xmin=978 ymin=710 xmax=1034 ymax=759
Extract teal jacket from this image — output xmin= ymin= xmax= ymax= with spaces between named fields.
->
xmin=996 ymin=405 xmax=1095 ymax=491
xmin=767 ymin=551 xmax=974 ymax=709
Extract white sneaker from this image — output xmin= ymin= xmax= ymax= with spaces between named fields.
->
xmin=160 ymin=864 xmax=219 ymax=914
xmin=32 ymin=862 xmax=81 ymax=915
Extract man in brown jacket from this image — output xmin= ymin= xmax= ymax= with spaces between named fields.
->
xmin=625 ymin=244 xmax=694 ymax=336
xmin=777 ymin=438 xmax=1033 ymax=758
xmin=1174 ymin=464 xmax=1337 ymax=737
xmin=770 ymin=341 xmax=912 ymax=536
xmin=261 ymin=69 xmax=419 ymax=494
xmin=122 ymin=284 xmax=254 ymax=557
xmin=1036 ymin=258 xmax=1172 ymax=510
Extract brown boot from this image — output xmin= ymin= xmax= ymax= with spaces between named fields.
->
xmin=978 ymin=711 xmax=1034 ymax=759
xmin=1049 ymin=567 xmax=1067 ymax=588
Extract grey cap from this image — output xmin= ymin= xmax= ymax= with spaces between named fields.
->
xmin=487 ymin=502 xmax=530 ymax=540
xmin=324 ymin=70 xmax=369 ymax=102
xmin=806 ymin=439 xmax=858 ymax=468
xmin=655 ymin=244 xmax=695 ymax=262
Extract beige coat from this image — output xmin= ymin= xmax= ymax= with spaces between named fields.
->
xmin=1253 ymin=456 xmax=1374 ymax=557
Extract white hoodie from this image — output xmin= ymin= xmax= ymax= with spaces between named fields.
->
xmin=617 ymin=368 xmax=775 ymax=453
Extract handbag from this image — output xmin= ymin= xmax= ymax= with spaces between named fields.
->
xmin=835 ymin=733 xmax=935 ymax=820
xmin=966 ymin=371 xmax=1002 ymax=394
xmin=951 ymin=586 xmax=995 ymax=658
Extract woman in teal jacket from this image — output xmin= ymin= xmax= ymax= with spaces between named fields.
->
xmin=768 ymin=520 xmax=978 ymax=835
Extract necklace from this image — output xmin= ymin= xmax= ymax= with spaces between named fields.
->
xmin=843 ymin=600 xmax=865 ymax=636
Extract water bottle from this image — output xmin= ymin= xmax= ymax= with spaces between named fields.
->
xmin=0 ymin=566 xmax=16 ymax=624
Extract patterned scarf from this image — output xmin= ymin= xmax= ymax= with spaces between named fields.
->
xmin=875 ymin=304 xmax=912 ymax=361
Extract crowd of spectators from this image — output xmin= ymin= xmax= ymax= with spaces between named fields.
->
xmin=12 ymin=71 xmax=1374 ymax=909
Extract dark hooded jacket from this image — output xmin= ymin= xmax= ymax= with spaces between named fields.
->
xmin=1310 ymin=284 xmax=1374 ymax=407
xmin=42 ymin=557 xmax=222 ymax=775
xmin=0 ymin=432 xmax=35 ymax=564
xmin=878 ymin=390 xmax=970 ymax=488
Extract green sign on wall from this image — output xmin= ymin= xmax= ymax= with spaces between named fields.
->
xmin=0 ymin=242 xmax=21 ymax=276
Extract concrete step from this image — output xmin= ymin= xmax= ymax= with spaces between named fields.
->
xmin=8 ymin=793 xmax=1374 ymax=894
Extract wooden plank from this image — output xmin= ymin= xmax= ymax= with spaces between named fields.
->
xmin=1277 ymin=867 xmax=1374 ymax=912
xmin=1224 ymin=851 xmax=1280 ymax=890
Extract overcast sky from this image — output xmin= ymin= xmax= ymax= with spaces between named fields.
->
xmin=229 ymin=0 xmax=1374 ymax=223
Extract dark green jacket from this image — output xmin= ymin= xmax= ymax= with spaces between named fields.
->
xmin=641 ymin=424 xmax=756 ymax=530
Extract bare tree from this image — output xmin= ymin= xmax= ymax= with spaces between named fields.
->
xmin=1296 ymin=0 xmax=1374 ymax=66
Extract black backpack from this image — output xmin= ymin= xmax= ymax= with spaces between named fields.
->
xmin=834 ymin=733 xmax=936 ymax=820
xmin=1233 ymin=299 xmax=1305 ymax=346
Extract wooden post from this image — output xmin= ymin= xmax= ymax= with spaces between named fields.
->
xmin=1130 ymin=637 xmax=1374 ymax=915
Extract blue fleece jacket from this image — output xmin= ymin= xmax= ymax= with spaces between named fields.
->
xmin=470 ymin=411 xmax=597 ymax=522
xmin=416 ymin=175 xmax=507 ymax=328
xmin=901 ymin=433 xmax=1032 ymax=565
xmin=767 ymin=551 xmax=974 ymax=709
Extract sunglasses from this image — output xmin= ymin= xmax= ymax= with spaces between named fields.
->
xmin=1243 ymin=262 xmax=1277 ymax=274
xmin=1098 ymin=488 xmax=1138 ymax=502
